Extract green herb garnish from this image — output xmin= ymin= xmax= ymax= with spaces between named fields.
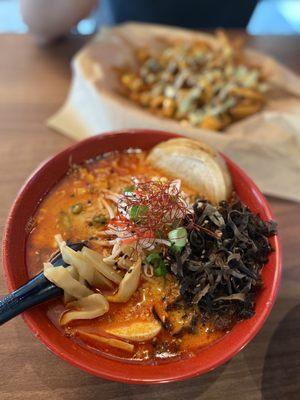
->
xmin=170 ymin=243 xmax=183 ymax=254
xmin=92 ymin=214 xmax=108 ymax=227
xmin=171 ymin=218 xmax=181 ymax=229
xmin=146 ymin=252 xmax=167 ymax=277
xmin=154 ymin=261 xmax=167 ymax=277
xmin=146 ymin=252 xmax=161 ymax=265
xmin=155 ymin=229 xmax=163 ymax=239
xmin=70 ymin=202 xmax=83 ymax=215
xmin=123 ymin=185 xmax=136 ymax=193
xmin=130 ymin=205 xmax=148 ymax=223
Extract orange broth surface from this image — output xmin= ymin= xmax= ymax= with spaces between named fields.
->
xmin=26 ymin=150 xmax=225 ymax=362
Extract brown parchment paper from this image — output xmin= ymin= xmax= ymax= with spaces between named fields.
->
xmin=48 ymin=23 xmax=300 ymax=202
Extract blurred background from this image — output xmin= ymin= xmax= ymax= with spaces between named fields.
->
xmin=1 ymin=0 xmax=300 ymax=35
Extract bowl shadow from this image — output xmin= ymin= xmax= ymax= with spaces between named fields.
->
xmin=261 ymin=302 xmax=300 ymax=400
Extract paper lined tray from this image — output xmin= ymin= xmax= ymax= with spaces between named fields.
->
xmin=48 ymin=23 xmax=300 ymax=202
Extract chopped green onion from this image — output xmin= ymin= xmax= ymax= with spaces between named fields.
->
xmin=154 ymin=261 xmax=167 ymax=277
xmin=171 ymin=219 xmax=181 ymax=229
xmin=146 ymin=252 xmax=161 ymax=265
xmin=59 ymin=211 xmax=72 ymax=231
xmin=146 ymin=252 xmax=167 ymax=277
xmin=170 ymin=243 xmax=183 ymax=254
xmin=92 ymin=214 xmax=108 ymax=227
xmin=168 ymin=227 xmax=188 ymax=249
xmin=70 ymin=202 xmax=83 ymax=215
xmin=155 ymin=229 xmax=163 ymax=239
xmin=123 ymin=185 xmax=136 ymax=194
xmin=130 ymin=205 xmax=148 ymax=223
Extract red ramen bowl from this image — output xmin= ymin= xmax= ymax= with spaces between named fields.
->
xmin=2 ymin=130 xmax=281 ymax=384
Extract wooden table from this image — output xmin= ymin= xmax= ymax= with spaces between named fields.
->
xmin=0 ymin=33 xmax=299 ymax=400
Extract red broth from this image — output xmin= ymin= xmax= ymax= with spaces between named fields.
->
xmin=26 ymin=150 xmax=225 ymax=361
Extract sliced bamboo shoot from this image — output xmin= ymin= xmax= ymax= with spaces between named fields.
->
xmin=44 ymin=263 xmax=93 ymax=299
xmin=54 ymin=235 xmax=113 ymax=289
xmin=105 ymin=321 xmax=161 ymax=342
xmin=60 ymin=293 xmax=109 ymax=325
xmin=81 ymin=246 xmax=122 ymax=284
xmin=76 ymin=330 xmax=134 ymax=353
xmin=106 ymin=259 xmax=141 ymax=303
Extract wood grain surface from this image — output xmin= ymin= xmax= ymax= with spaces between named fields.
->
xmin=0 ymin=33 xmax=299 ymax=400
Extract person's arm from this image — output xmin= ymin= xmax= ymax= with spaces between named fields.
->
xmin=20 ymin=0 xmax=98 ymax=43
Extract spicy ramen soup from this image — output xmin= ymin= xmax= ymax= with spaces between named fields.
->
xmin=26 ymin=140 xmax=276 ymax=362
xmin=27 ymin=150 xmax=224 ymax=361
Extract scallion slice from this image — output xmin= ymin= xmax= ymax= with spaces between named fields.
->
xmin=129 ymin=205 xmax=148 ymax=223
xmin=123 ymin=185 xmax=136 ymax=194
xmin=168 ymin=227 xmax=188 ymax=249
xmin=146 ymin=252 xmax=167 ymax=277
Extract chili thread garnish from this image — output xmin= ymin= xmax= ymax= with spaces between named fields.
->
xmin=113 ymin=179 xmax=189 ymax=246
